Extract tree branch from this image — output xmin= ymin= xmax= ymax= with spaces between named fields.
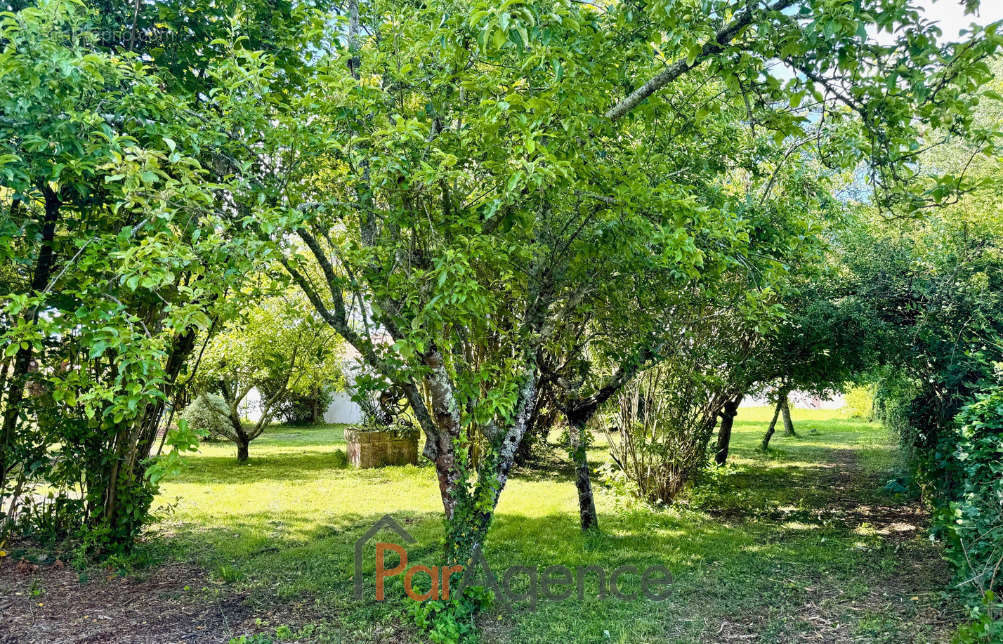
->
xmin=605 ymin=0 xmax=798 ymax=121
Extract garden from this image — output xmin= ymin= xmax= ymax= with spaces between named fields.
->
xmin=0 ymin=408 xmax=966 ymax=642
xmin=2 ymin=0 xmax=1003 ymax=642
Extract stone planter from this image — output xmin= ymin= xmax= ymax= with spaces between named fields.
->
xmin=344 ymin=427 xmax=419 ymax=468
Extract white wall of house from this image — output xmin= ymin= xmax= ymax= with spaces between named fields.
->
xmin=239 ymin=385 xmax=363 ymax=424
xmin=238 ymin=387 xmax=264 ymax=422
xmin=324 ymin=391 xmax=363 ymax=424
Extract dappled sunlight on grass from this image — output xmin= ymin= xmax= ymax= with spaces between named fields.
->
xmin=146 ymin=408 xmax=957 ymax=642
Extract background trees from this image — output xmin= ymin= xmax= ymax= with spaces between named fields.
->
xmin=754 ymin=276 xmax=885 ymax=450
xmin=189 ymin=284 xmax=344 ymax=462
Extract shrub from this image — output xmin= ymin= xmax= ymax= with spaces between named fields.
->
xmin=273 ymin=388 xmax=334 ymax=425
xmin=407 ymin=585 xmax=493 ymax=644
xmin=879 ymin=377 xmax=1003 ymax=639
xmin=602 ymin=366 xmax=725 ymax=504
xmin=181 ymin=393 xmax=231 ymax=441
xmin=944 ymin=388 xmax=1003 ymax=608
xmin=228 ymin=636 xmax=274 ymax=644
xmin=844 ymin=385 xmax=875 ymax=419
xmin=954 ymin=592 xmax=1003 ymax=643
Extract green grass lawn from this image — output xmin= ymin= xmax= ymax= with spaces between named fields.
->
xmin=146 ymin=406 xmax=959 ymax=643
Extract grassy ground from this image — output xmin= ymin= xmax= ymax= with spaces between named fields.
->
xmin=1 ymin=407 xmax=962 ymax=643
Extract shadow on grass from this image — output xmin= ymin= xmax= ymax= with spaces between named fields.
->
xmin=152 ymin=491 xmax=947 ymax=643
xmin=147 ymin=413 xmax=951 ymax=641
xmin=508 ymin=449 xmax=576 ymax=484
xmin=169 ymin=450 xmax=355 ymax=484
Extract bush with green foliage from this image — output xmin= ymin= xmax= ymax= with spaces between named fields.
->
xmin=861 ymin=221 xmax=1003 ymax=637
xmin=851 ymin=72 xmax=1003 ymax=633
xmin=0 ymin=0 xmax=241 ymax=550
xmin=603 ymin=361 xmax=733 ymax=504
xmin=406 ymin=585 xmax=494 ymax=644
xmin=954 ymin=591 xmax=1003 ymax=644
xmin=844 ymin=385 xmax=875 ymax=420
xmin=943 ymin=387 xmax=1003 ymax=616
xmin=181 ymin=394 xmax=232 ymax=441
xmin=273 ymin=388 xmax=333 ymax=426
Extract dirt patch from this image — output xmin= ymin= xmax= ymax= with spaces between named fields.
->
xmin=0 ymin=552 xmax=415 ymax=643
xmin=708 ymin=449 xmax=926 ymax=541
xmin=810 ymin=448 xmax=926 ymax=541
xmin=0 ymin=557 xmax=250 ymax=643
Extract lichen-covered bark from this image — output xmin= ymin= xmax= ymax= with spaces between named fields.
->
xmin=443 ymin=369 xmax=537 ymax=564
xmin=568 ymin=417 xmax=599 ymax=531
xmin=487 ymin=371 xmax=537 ymax=501
xmin=422 ymin=348 xmax=465 ymax=519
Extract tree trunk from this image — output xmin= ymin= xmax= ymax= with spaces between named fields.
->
xmin=133 ymin=325 xmax=199 ymax=469
xmin=441 ymin=370 xmax=537 ymax=565
xmin=715 ymin=395 xmax=742 ymax=466
xmin=236 ymin=437 xmax=250 ymax=463
xmin=515 ymin=396 xmax=556 ymax=465
xmin=760 ymin=398 xmax=783 ymax=451
xmin=99 ymin=426 xmax=130 ymax=532
xmin=421 ymin=349 xmax=465 ymax=520
xmin=226 ymin=402 xmax=251 ymax=463
xmin=568 ymin=418 xmax=599 ymax=531
xmin=0 ymin=357 xmax=11 ymax=416
xmin=781 ymin=397 xmax=797 ymax=436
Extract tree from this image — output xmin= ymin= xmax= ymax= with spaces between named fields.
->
xmin=0 ymin=0 xmax=261 ymax=547
xmin=218 ymin=0 xmax=1002 ymax=559
xmin=193 ymin=284 xmax=344 ymax=462
xmin=755 ymin=281 xmax=884 ymax=450
xmin=233 ymin=0 xmax=777 ymax=549
xmin=847 ymin=180 xmax=1003 ymax=486
xmin=759 ymin=388 xmax=788 ymax=452
xmin=714 ymin=394 xmax=743 ymax=466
